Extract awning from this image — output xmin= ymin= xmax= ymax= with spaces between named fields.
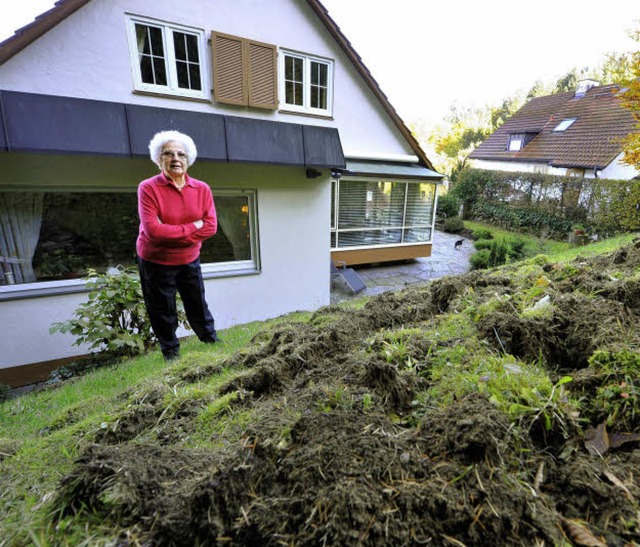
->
xmin=344 ymin=160 xmax=443 ymax=180
xmin=0 ymin=90 xmax=346 ymax=169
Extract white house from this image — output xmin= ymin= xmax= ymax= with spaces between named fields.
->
xmin=469 ymin=81 xmax=639 ymax=180
xmin=0 ymin=0 xmax=442 ymax=385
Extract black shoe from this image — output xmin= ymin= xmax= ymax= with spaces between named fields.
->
xmin=202 ymin=333 xmax=219 ymax=344
xmin=163 ymin=350 xmax=180 ymax=361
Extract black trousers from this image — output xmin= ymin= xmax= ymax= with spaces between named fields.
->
xmin=138 ymin=257 xmax=217 ymax=355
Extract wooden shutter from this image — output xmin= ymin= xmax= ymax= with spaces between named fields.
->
xmin=212 ymin=31 xmax=277 ymax=110
xmin=247 ymin=40 xmax=277 ymax=109
xmin=212 ymin=31 xmax=247 ymax=106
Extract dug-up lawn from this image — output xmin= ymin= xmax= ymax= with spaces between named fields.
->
xmin=2 ymin=240 xmax=640 ymax=545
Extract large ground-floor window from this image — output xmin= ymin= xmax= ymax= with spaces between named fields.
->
xmin=0 ymin=189 xmax=259 ymax=289
xmin=331 ymin=178 xmax=436 ymax=249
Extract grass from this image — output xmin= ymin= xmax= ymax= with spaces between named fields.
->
xmin=1 ymin=226 xmax=638 ymax=543
xmin=463 ymin=220 xmax=638 ymax=262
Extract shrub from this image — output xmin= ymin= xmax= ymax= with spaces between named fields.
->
xmin=436 ymin=194 xmax=460 ymax=219
xmin=443 ymin=216 xmax=465 ymax=233
xmin=50 ymin=267 xmax=188 ymax=358
xmin=474 ymin=239 xmax=493 ymax=251
xmin=470 ymin=250 xmax=490 ymax=269
xmin=488 ymin=239 xmax=509 ymax=267
xmin=472 ymin=228 xmax=494 ymax=240
xmin=507 ymin=238 xmax=527 ymax=261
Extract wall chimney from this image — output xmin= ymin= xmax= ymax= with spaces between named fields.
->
xmin=575 ymin=79 xmax=600 ymax=98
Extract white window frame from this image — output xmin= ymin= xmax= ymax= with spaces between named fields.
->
xmin=279 ymin=49 xmax=334 ymax=116
xmin=508 ymin=133 xmax=524 ymax=151
xmin=126 ymin=15 xmax=207 ymax=100
xmin=330 ymin=177 xmax=436 ymax=251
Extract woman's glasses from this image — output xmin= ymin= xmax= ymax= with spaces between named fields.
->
xmin=161 ymin=151 xmax=187 ymax=160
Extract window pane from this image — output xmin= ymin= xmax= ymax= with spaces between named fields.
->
xmin=174 ymin=32 xmax=186 ymax=61
xmin=17 ymin=193 xmax=139 ymax=284
xmin=186 ymin=34 xmax=199 ymax=62
xmin=403 ymin=227 xmax=431 ymax=243
xmin=311 ymin=61 xmax=327 ymax=86
xmin=1 ymin=191 xmax=256 ymax=287
xmin=190 ymin=64 xmax=202 ymax=91
xmin=148 ymin=26 xmax=164 ymax=56
xmin=200 ymin=195 xmax=252 ymax=263
xmin=153 ymin=58 xmax=167 ymax=85
xmin=338 ymin=181 xmax=405 ymax=229
xmin=284 ymin=56 xmax=304 ymax=106
xmin=338 ymin=229 xmax=402 ymax=248
xmin=311 ymin=85 xmax=326 ymax=109
xmin=176 ymin=61 xmax=189 ymax=88
xmin=139 ymin=56 xmax=154 ymax=84
xmin=136 ymin=24 xmax=166 ymax=85
xmin=135 ymin=24 xmax=152 ymax=55
xmin=173 ymin=32 xmax=201 ymax=90
xmin=405 ymin=183 xmax=435 ymax=226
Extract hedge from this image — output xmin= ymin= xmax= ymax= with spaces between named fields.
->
xmin=451 ymin=168 xmax=640 ymax=237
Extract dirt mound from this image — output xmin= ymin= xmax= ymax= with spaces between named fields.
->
xmin=51 ymin=241 xmax=640 ymax=545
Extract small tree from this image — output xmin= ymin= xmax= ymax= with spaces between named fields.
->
xmin=620 ymin=26 xmax=640 ymax=170
xmin=50 ymin=267 xmax=188 ymax=358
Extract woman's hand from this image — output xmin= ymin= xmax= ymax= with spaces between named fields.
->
xmin=194 ymin=219 xmax=204 ymax=229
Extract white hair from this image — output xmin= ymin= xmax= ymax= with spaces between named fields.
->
xmin=148 ymin=130 xmax=198 ymax=168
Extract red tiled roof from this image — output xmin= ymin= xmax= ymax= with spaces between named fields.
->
xmin=0 ymin=0 xmax=438 ymax=172
xmin=469 ymin=84 xmax=638 ymax=170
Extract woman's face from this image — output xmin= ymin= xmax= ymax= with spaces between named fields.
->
xmin=160 ymin=140 xmax=188 ymax=178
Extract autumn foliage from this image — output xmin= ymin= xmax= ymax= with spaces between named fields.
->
xmin=621 ymin=28 xmax=640 ymax=168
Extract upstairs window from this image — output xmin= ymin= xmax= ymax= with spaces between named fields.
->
xmin=280 ymin=50 xmax=333 ymax=116
xmin=127 ymin=16 xmax=206 ymax=99
xmin=508 ymin=133 xmax=525 ymax=151
xmin=553 ymin=118 xmax=577 ymax=131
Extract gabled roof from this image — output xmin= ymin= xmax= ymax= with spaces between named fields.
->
xmin=0 ymin=0 xmax=438 ymax=172
xmin=469 ymin=84 xmax=638 ymax=170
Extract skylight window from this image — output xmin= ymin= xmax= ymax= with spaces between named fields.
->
xmin=553 ymin=118 xmax=577 ymax=132
xmin=508 ymin=133 xmax=524 ymax=151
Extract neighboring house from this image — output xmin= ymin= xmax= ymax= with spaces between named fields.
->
xmin=469 ymin=80 xmax=639 ymax=180
xmin=0 ymin=0 xmax=442 ymax=382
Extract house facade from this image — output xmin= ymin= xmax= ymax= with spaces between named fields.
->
xmin=0 ymin=0 xmax=442 ymax=383
xmin=469 ymin=81 xmax=639 ymax=180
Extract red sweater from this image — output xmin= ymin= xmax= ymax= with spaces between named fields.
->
xmin=136 ymin=173 xmax=217 ymax=266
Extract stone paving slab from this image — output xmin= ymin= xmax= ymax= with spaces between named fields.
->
xmin=330 ymin=230 xmax=474 ymax=304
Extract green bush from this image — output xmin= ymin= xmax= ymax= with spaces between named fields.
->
xmin=488 ymin=239 xmax=508 ymax=267
xmin=507 ymin=238 xmax=527 ymax=261
xmin=474 ymin=239 xmax=493 ymax=251
xmin=470 ymin=250 xmax=491 ymax=269
xmin=50 ymin=267 xmax=188 ymax=358
xmin=436 ymin=194 xmax=460 ymax=218
xmin=443 ymin=216 xmax=465 ymax=233
xmin=472 ymin=228 xmax=494 ymax=240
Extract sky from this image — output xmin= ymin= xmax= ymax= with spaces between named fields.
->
xmin=1 ymin=0 xmax=638 ymax=127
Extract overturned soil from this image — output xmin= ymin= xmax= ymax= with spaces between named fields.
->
xmin=54 ymin=241 xmax=640 ymax=545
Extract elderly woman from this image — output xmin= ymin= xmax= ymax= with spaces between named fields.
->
xmin=137 ymin=130 xmax=218 ymax=361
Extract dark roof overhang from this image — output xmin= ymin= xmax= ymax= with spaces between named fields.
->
xmin=344 ymin=160 xmax=443 ymax=181
xmin=0 ymin=90 xmax=345 ymax=169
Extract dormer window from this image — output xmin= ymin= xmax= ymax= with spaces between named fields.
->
xmin=553 ymin=118 xmax=577 ymax=132
xmin=508 ymin=133 xmax=525 ymax=151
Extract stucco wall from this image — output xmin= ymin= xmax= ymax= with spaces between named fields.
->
xmin=0 ymin=158 xmax=330 ymax=369
xmin=0 ymin=0 xmax=414 ymax=159
xmin=470 ymin=157 xmax=639 ymax=180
